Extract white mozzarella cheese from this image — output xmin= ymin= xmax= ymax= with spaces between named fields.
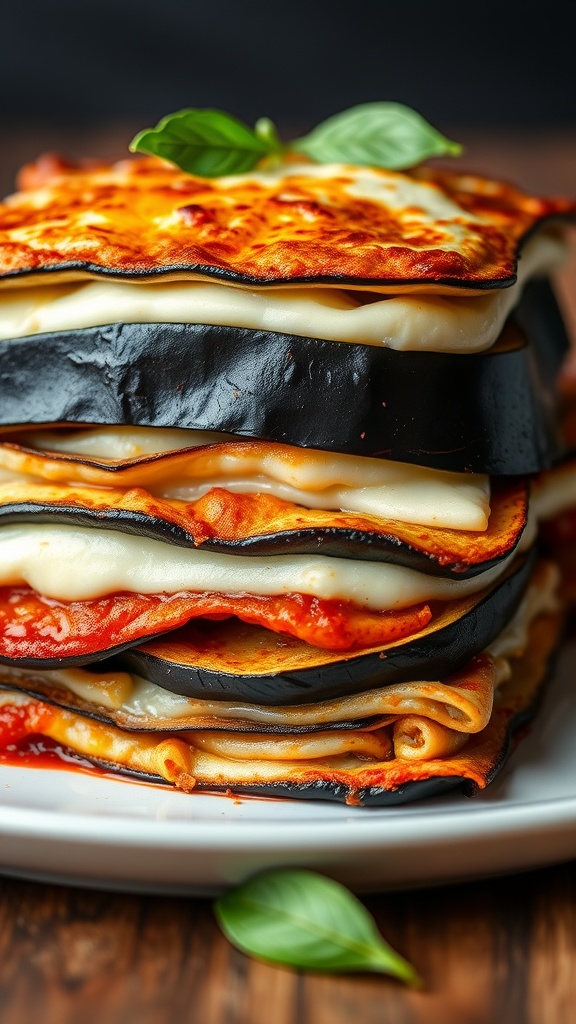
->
xmin=21 ymin=426 xmax=491 ymax=530
xmin=0 ymin=523 xmax=508 ymax=607
xmin=0 ymin=232 xmax=565 ymax=352
xmin=3 ymin=560 xmax=551 ymax=727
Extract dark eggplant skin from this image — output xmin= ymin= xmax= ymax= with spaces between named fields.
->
xmin=119 ymin=550 xmax=534 ymax=705
xmin=39 ymin=635 xmax=547 ymax=807
xmin=84 ymin=766 xmax=468 ymax=805
xmin=193 ymin=776 xmax=466 ymax=806
xmin=0 ymin=280 xmax=567 ymax=474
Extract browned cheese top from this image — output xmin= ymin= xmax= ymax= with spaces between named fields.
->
xmin=1 ymin=154 xmax=575 ymax=292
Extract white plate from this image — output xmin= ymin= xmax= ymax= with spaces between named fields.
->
xmin=1 ymin=641 xmax=576 ymax=895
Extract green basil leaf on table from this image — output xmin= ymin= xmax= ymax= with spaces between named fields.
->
xmin=129 ymin=109 xmax=281 ymax=177
xmin=214 ymin=869 xmax=422 ymax=984
xmin=292 ymin=101 xmax=463 ymax=170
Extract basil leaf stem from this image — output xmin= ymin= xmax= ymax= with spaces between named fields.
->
xmin=214 ymin=869 xmax=422 ymax=985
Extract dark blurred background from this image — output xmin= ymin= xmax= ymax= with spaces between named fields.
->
xmin=1 ymin=0 xmax=575 ymax=195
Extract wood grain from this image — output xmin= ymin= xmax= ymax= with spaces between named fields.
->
xmin=0 ymin=864 xmax=575 ymax=1024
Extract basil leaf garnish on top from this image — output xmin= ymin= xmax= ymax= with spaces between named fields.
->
xmin=214 ymin=868 xmax=422 ymax=984
xmin=130 ymin=103 xmax=462 ymax=176
xmin=292 ymin=102 xmax=463 ymax=170
xmin=130 ymin=109 xmax=282 ymax=177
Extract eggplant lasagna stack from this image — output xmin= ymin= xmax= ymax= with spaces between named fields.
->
xmin=0 ymin=155 xmax=573 ymax=805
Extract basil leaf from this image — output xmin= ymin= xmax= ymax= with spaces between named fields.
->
xmin=293 ymin=102 xmax=463 ymax=170
xmin=214 ymin=869 xmax=421 ymax=985
xmin=129 ymin=109 xmax=280 ymax=177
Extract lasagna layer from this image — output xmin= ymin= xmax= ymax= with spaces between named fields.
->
xmin=0 ymin=428 xmax=493 ymax=531
xmin=0 ymin=553 xmax=533 ymax=710
xmin=0 ymin=230 xmax=566 ymax=353
xmin=3 ymin=157 xmax=575 ymax=290
xmin=0 ymin=445 xmax=527 ymax=577
xmin=0 ymin=606 xmax=562 ymax=805
xmin=0 ymin=314 xmax=563 ymax=473
xmin=0 ymin=523 xmax=513 ymax=607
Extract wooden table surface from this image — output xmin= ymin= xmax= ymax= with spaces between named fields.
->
xmin=0 ymin=126 xmax=576 ymax=1024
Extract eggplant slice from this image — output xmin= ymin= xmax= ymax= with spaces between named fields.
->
xmin=0 ymin=638 xmax=500 ymax=735
xmin=0 ymin=608 xmax=562 ymax=806
xmin=4 ymin=157 xmax=575 ymax=289
xmin=0 ymin=476 xmax=528 ymax=577
xmin=0 ymin=550 xmax=533 ymax=694
xmin=193 ymin=609 xmax=562 ymax=805
xmin=118 ymin=551 xmax=534 ymax=704
xmin=0 ymin=281 xmax=567 ymax=473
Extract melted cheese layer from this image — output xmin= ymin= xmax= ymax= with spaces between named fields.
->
xmin=19 ymin=426 xmax=491 ymax=530
xmin=0 ymin=523 xmax=508 ymax=608
xmin=0 ymin=232 xmax=565 ymax=352
xmin=45 ymin=562 xmax=554 ymax=729
xmin=5 ymin=156 xmax=576 ymax=292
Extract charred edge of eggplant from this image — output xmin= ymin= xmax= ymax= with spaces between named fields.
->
xmin=0 ymin=501 xmax=512 ymax=578
xmin=0 ymin=281 xmax=566 ymax=474
xmin=194 ymin=775 xmax=469 ymax=806
xmin=0 ymin=260 xmax=518 ymax=291
xmin=84 ymin=766 xmax=467 ymax=805
xmin=119 ymin=550 xmax=535 ymax=705
xmin=3 ymin=219 xmax=575 ymax=290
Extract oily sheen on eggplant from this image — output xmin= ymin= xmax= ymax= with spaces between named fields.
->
xmin=0 ymin=281 xmax=567 ymax=473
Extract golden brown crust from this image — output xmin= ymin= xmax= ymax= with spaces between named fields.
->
xmin=2 ymin=156 xmax=575 ymax=289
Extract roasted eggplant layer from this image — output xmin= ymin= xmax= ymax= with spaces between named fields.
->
xmin=0 ymin=313 xmax=564 ymax=472
xmin=0 ymin=647 xmax=502 ymax=735
xmin=117 ymin=552 xmax=534 ymax=703
xmin=0 ymin=234 xmax=566 ymax=356
xmin=4 ymin=157 xmax=576 ymax=289
xmin=0 ymin=609 xmax=562 ymax=806
xmin=0 ymin=426 xmax=494 ymax=531
xmin=0 ymin=551 xmax=532 ymax=686
xmin=0 ymin=475 xmax=527 ymax=577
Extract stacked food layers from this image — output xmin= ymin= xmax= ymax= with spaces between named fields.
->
xmin=0 ymin=154 xmax=574 ymax=805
